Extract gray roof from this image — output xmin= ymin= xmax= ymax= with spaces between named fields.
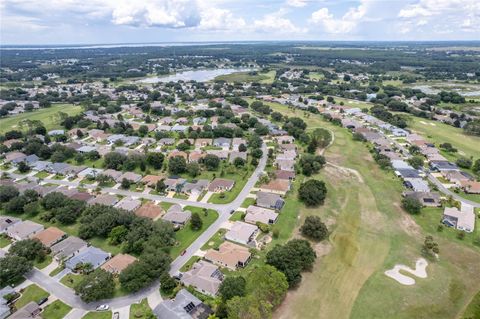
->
xmin=0 ymin=215 xmax=21 ymax=233
xmin=65 ymin=246 xmax=110 ymax=270
xmin=153 ymin=289 xmax=212 ymax=319
xmin=51 ymin=236 xmax=88 ymax=260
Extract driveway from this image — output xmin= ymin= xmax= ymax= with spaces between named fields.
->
xmin=113 ymin=304 xmax=130 ymax=319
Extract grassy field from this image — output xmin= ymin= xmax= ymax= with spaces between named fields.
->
xmin=42 ymin=300 xmax=72 ymax=319
xmin=215 ymin=70 xmax=276 ymax=84
xmin=16 ymin=284 xmax=49 ymax=308
xmin=406 ymin=115 xmax=480 ymax=159
xmin=0 ymin=103 xmax=82 ymax=134
xmin=307 ymin=72 xmax=325 ymax=81
xmin=169 ymin=207 xmax=219 ymax=258
xmin=260 ymin=101 xmax=480 ymax=319
xmin=130 ymin=299 xmax=154 ymax=319
xmin=462 ymin=289 xmax=480 ymax=319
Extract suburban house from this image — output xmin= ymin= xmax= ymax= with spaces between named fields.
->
xmin=208 ymin=178 xmax=235 ymax=193
xmin=182 ymin=180 xmax=209 ymax=195
xmin=229 ymin=151 xmax=247 ymax=163
xmin=403 ymin=191 xmax=441 ymax=207
xmin=460 ymin=180 xmax=480 ymax=194
xmin=275 ymin=159 xmax=295 ymax=171
xmin=256 ymin=191 xmax=285 ymax=210
xmin=153 ymin=289 xmax=213 ymax=319
xmin=115 ymin=197 xmax=142 ymax=212
xmin=6 ymin=220 xmax=44 ymax=241
xmin=442 ymin=205 xmax=475 ymax=233
xmin=231 ymin=138 xmax=246 ymax=151
xmin=101 ymin=254 xmax=137 ymax=274
xmin=162 ymin=205 xmax=192 ymax=226
xmin=274 ymin=170 xmax=295 ymax=181
xmin=403 ymin=178 xmax=430 ymax=193
xmin=0 ymin=287 xmax=14 ymax=319
xmin=9 ymin=302 xmax=41 ymax=319
xmin=181 ymin=261 xmax=224 ymax=296
xmin=194 ymin=138 xmax=212 ymax=148
xmin=430 ymin=161 xmax=459 ymax=172
xmin=225 ymin=221 xmax=259 ymax=246
xmin=141 ymin=175 xmax=163 ymax=188
xmin=258 ymin=179 xmax=290 ymax=196
xmin=213 ymin=137 xmax=231 ymax=148
xmin=101 ymin=169 xmax=123 ymax=181
xmin=88 ymin=194 xmax=119 ymax=206
xmin=135 ymin=203 xmax=163 ymax=220
xmin=275 ymin=135 xmax=295 ymax=144
xmin=119 ymin=171 xmax=142 ymax=183
xmin=245 ymin=205 xmax=279 ymax=225
xmin=0 ymin=216 xmax=21 ymax=234
xmin=33 ymin=227 xmax=67 ymax=247
xmin=65 ymin=246 xmax=111 ymax=270
xmin=204 ymin=241 xmax=251 ymax=270
xmin=51 ymin=236 xmax=88 ymax=261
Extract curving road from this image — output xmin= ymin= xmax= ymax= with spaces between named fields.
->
xmin=10 ymin=143 xmax=268 ymax=311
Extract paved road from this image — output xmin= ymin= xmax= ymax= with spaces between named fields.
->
xmin=427 ymin=173 xmax=480 ymax=208
xmin=11 ymin=143 xmax=268 ymax=310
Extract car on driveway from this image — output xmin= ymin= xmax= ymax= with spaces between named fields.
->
xmin=96 ymin=304 xmax=110 ymax=311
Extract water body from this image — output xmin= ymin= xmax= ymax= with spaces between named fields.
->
xmin=412 ymin=84 xmax=480 ymax=97
xmin=138 ymin=68 xmax=255 ymax=83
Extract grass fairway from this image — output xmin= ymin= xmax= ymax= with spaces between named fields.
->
xmin=16 ymin=284 xmax=49 ymax=308
xmin=0 ymin=103 xmax=82 ymax=134
xmin=42 ymin=300 xmax=72 ymax=319
xmin=406 ymin=115 xmax=480 ymax=159
xmin=215 ymin=70 xmax=276 ymax=84
xmin=263 ymin=101 xmax=480 ymax=319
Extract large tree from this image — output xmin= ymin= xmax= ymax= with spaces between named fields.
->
xmin=402 ymin=197 xmax=422 ymax=214
xmin=219 ymin=276 xmax=246 ymax=301
xmin=0 ymin=256 xmax=33 ymax=287
xmin=75 ymin=269 xmax=115 ymax=302
xmin=168 ymin=156 xmax=187 ymax=174
xmin=300 ymin=216 xmax=328 ymax=241
xmin=8 ymin=239 xmax=47 ymax=262
xmin=298 ymin=179 xmax=327 ymax=207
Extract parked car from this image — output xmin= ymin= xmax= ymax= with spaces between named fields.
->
xmin=181 ymin=250 xmax=187 ymax=256
xmin=96 ymin=305 xmax=109 ymax=311
xmin=37 ymin=297 xmax=48 ymax=305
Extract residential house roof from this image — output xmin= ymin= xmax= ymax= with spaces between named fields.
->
xmin=162 ymin=205 xmax=191 ymax=225
xmin=33 ymin=227 xmax=66 ymax=247
xmin=101 ymin=254 xmax=137 ymax=274
xmin=153 ymin=289 xmax=213 ymax=319
xmin=88 ymin=194 xmax=119 ymax=206
xmin=259 ymin=179 xmax=290 ymax=195
xmin=7 ymin=220 xmax=44 ymax=240
xmin=135 ymin=203 xmax=163 ymax=220
xmin=204 ymin=241 xmax=251 ymax=270
xmin=245 ymin=205 xmax=279 ymax=225
xmin=0 ymin=216 xmax=21 ymax=233
xmin=51 ymin=236 xmax=88 ymax=260
xmin=208 ymin=178 xmax=235 ymax=192
xmin=225 ymin=221 xmax=258 ymax=245
xmin=181 ymin=261 xmax=223 ymax=296
xmin=115 ymin=197 xmax=142 ymax=212
xmin=65 ymin=246 xmax=110 ymax=270
xmin=256 ymin=191 xmax=285 ymax=210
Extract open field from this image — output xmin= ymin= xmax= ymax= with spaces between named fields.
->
xmin=0 ymin=103 xmax=83 ymax=134
xmin=215 ymin=70 xmax=276 ymax=84
xmin=261 ymin=101 xmax=480 ymax=319
xmin=405 ymin=115 xmax=480 ymax=159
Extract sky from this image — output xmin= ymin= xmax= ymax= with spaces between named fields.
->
xmin=0 ymin=0 xmax=479 ymax=45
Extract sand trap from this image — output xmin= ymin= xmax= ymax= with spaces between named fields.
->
xmin=385 ymin=258 xmax=428 ymax=285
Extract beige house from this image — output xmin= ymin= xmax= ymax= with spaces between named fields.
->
xmin=181 ymin=261 xmax=223 ymax=296
xmin=245 ymin=205 xmax=279 ymax=225
xmin=204 ymin=241 xmax=251 ymax=270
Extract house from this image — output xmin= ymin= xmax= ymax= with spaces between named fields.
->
xmin=77 ymin=145 xmax=96 ymax=154
xmin=258 ymin=179 xmax=290 ymax=195
xmin=430 ymin=161 xmax=459 ymax=172
xmin=164 ymin=178 xmax=187 ymax=192
xmin=274 ymin=170 xmax=295 ymax=180
xmin=0 ymin=287 xmax=14 ymax=319
xmin=101 ymin=254 xmax=137 ymax=274
xmin=33 ymin=227 xmax=66 ymax=247
xmin=188 ymin=151 xmax=205 ymax=163
xmin=403 ymin=178 xmax=430 ymax=193
xmin=395 ymin=168 xmax=421 ymax=179
xmin=206 ymin=150 xmax=229 ymax=160
xmin=171 ymin=124 xmax=189 ymax=132
xmin=275 ymin=159 xmax=295 ymax=171
xmin=208 ymin=178 xmax=235 ymax=192
xmin=141 ymin=175 xmax=163 ymax=187
xmin=100 ymin=169 xmax=122 ymax=181
xmin=77 ymin=168 xmax=104 ymax=179
xmin=442 ymin=205 xmax=475 ymax=233
xmin=256 ymin=191 xmax=285 ymax=210
xmin=135 ymin=203 xmax=163 ymax=220
xmin=115 ymin=197 xmax=142 ymax=212
xmin=275 ymin=136 xmax=295 ymax=144
xmin=88 ymin=194 xmax=119 ymax=206
xmin=181 ymin=261 xmax=223 ymax=296
xmin=204 ymin=241 xmax=251 ymax=270
xmin=65 ymin=246 xmax=111 ymax=270
xmin=245 ymin=205 xmax=279 ymax=225
xmin=70 ymin=192 xmax=95 ymax=202
xmin=48 ymin=129 xmax=65 ymax=136
xmin=443 ymin=170 xmax=471 ymax=184
xmin=0 ymin=216 xmax=21 ymax=234
xmin=4 ymin=151 xmax=26 ymax=163
xmin=460 ymin=180 xmax=480 ymax=194
xmin=225 ymin=221 xmax=259 ymax=246
xmin=168 ymin=150 xmax=188 ymax=160
xmin=153 ymin=289 xmax=213 ymax=319
xmin=403 ymin=191 xmax=441 ymax=207
xmin=231 ymin=138 xmax=246 ymax=151
xmin=229 ymin=151 xmax=247 ymax=163
xmin=213 ymin=138 xmax=231 ymax=148
xmin=162 ymin=205 xmax=192 ymax=226
xmin=194 ymin=138 xmax=212 ymax=148
xmin=182 ymin=180 xmax=209 ymax=195
xmin=51 ymin=236 xmax=88 ymax=261
xmin=276 ymin=150 xmax=296 ymax=161
xmin=7 ymin=220 xmax=44 ymax=241
xmin=9 ymin=302 xmax=41 ymax=319
xmin=159 ymin=138 xmax=175 ymax=146
xmin=119 ymin=171 xmax=142 ymax=183
xmin=278 ymin=143 xmax=296 ymax=151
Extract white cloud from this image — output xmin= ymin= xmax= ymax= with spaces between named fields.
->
xmin=198 ymin=7 xmax=246 ymax=30
xmin=286 ymin=0 xmax=307 ymax=8
xmin=309 ymin=2 xmax=367 ymax=34
xmin=254 ymin=10 xmax=306 ymax=34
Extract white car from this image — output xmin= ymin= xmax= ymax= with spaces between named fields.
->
xmin=96 ymin=305 xmax=110 ymax=311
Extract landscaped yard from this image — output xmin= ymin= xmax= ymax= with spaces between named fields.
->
xmin=15 ymin=284 xmax=49 ymax=309
xmin=49 ymin=265 xmax=65 ymax=277
xmin=60 ymin=273 xmax=83 ymax=289
xmin=170 ymin=207 xmax=219 ymax=258
xmin=34 ymin=171 xmax=51 ymax=179
xmin=240 ymin=198 xmax=255 ymax=208
xmin=180 ymin=256 xmax=201 ymax=272
xmin=81 ymin=311 xmax=112 ymax=319
xmin=130 ymin=299 xmax=154 ymax=319
xmin=34 ymin=255 xmax=53 ymax=269
xmin=0 ymin=234 xmax=11 ymax=248
xmin=201 ymin=229 xmax=226 ymax=251
xmin=41 ymin=300 xmax=72 ymax=319
xmin=208 ymin=171 xmax=251 ymax=204
xmin=0 ymin=103 xmax=83 ymax=134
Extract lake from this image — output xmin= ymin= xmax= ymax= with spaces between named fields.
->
xmin=138 ymin=68 xmax=255 ymax=83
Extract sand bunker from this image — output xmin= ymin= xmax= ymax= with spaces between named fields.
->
xmin=384 ymin=258 xmax=428 ymax=285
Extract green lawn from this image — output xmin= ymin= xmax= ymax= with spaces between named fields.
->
xmin=82 ymin=311 xmax=112 ymax=319
xmin=180 ymin=256 xmax=201 ymax=272
xmin=208 ymin=171 xmax=251 ymax=204
xmin=229 ymin=211 xmax=244 ymax=221
xmin=201 ymin=229 xmax=226 ymax=251
xmin=169 ymin=207 xmax=219 ymax=258
xmin=49 ymin=265 xmax=65 ymax=277
xmin=88 ymin=237 xmax=123 ymax=255
xmin=15 ymin=284 xmax=49 ymax=309
xmin=462 ymin=289 xmax=480 ymax=319
xmin=34 ymin=255 xmax=52 ymax=270
xmin=0 ymin=103 xmax=83 ymax=134
xmin=240 ymin=198 xmax=255 ymax=208
xmin=35 ymin=171 xmax=51 ymax=179
xmin=42 ymin=300 xmax=72 ymax=319
xmin=406 ymin=115 xmax=480 ymax=159
xmin=130 ymin=299 xmax=154 ymax=319
xmin=0 ymin=234 xmax=11 ymax=248
xmin=214 ymin=70 xmax=276 ymax=84
xmin=60 ymin=273 xmax=83 ymax=289
xmin=307 ymin=72 xmax=325 ymax=81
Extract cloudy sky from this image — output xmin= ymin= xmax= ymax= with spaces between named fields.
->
xmin=1 ymin=0 xmax=479 ymax=45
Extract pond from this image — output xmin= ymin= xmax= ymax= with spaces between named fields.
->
xmin=137 ymin=68 xmax=255 ymax=83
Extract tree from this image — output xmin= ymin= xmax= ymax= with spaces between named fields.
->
xmin=187 ymin=162 xmax=201 ymax=177
xmin=138 ymin=125 xmax=149 ymax=137
xmin=159 ymin=272 xmax=177 ymax=295
xmin=156 ymin=179 xmax=166 ymax=193
xmin=119 ymin=261 xmax=152 ymax=292
xmin=251 ymin=148 xmax=263 ymax=159
xmin=190 ymin=212 xmax=203 ymax=231
xmin=203 ymin=154 xmax=220 ymax=171
xmin=0 ymin=256 xmax=32 ymax=287
xmin=238 ymin=143 xmax=247 ymax=152
xmin=233 ymin=157 xmax=246 ymax=168
xmin=104 ymin=152 xmax=127 ymax=170
xmin=5 ymin=196 xmax=27 ymax=214
xmin=300 ymin=216 xmax=328 ymax=241
xmin=219 ymin=276 xmax=246 ymax=301
xmin=456 ymin=157 xmax=472 ymax=169
xmin=473 ymin=159 xmax=480 ymax=175
xmin=266 ymin=239 xmax=316 ymax=287
xmin=146 ymin=152 xmax=164 ymax=169
xmin=75 ymin=269 xmax=115 ymax=302
xmin=298 ymin=180 xmax=327 ymax=207
xmin=402 ymin=197 xmax=422 ymax=214
xmin=299 ymin=154 xmax=325 ymax=176
xmin=108 ymin=225 xmax=128 ymax=245
xmin=17 ymin=161 xmax=30 ymax=173
xmin=407 ymin=156 xmax=424 ymax=169
xmin=121 ymin=178 xmax=131 ymax=189
xmin=8 ymin=239 xmax=47 ymax=262
xmin=0 ymin=185 xmax=18 ymax=202
xmin=422 ymin=235 xmax=439 ymax=258
xmin=168 ymin=156 xmax=187 ymax=174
